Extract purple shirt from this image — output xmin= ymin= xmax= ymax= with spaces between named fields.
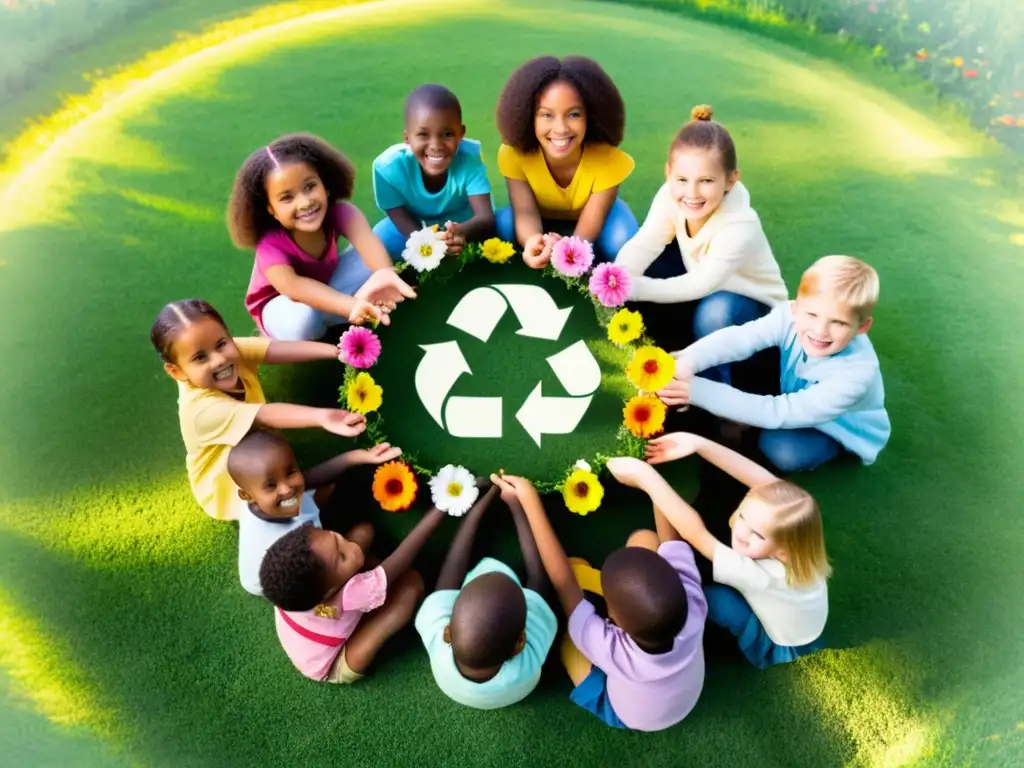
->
xmin=244 ymin=202 xmax=357 ymax=333
xmin=568 ymin=541 xmax=707 ymax=731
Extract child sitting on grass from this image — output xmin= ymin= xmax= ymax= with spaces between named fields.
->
xmin=490 ymin=473 xmax=706 ymax=731
xmin=150 ymin=298 xmax=367 ymax=521
xmin=611 ymin=432 xmax=830 ymax=669
xmin=658 ymin=255 xmax=890 ymax=472
xmin=227 ymin=429 xmax=400 ymax=595
xmin=371 ymin=84 xmax=495 ymax=260
xmin=259 ymin=492 xmax=488 ymax=684
xmin=415 ymin=482 xmax=556 ymax=709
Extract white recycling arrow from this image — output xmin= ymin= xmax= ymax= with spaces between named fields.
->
xmin=516 ymin=383 xmax=593 ymax=448
xmin=415 ymin=342 xmax=470 ymax=428
xmin=444 ymin=396 xmax=503 ymax=438
xmin=546 ymin=340 xmax=601 ymax=397
xmin=446 ymin=286 xmax=507 ymax=342
xmin=491 ymin=284 xmax=572 ymax=341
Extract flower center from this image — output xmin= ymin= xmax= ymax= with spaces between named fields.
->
xmin=354 ymin=387 xmax=366 ymax=402
xmin=618 ymin=322 xmax=629 ymax=332
xmin=607 ymin=276 xmax=617 ymax=288
xmin=353 ymin=341 xmax=364 ymax=355
xmin=573 ymin=481 xmax=590 ymax=498
xmin=446 ymin=482 xmax=463 ymax=497
xmin=634 ymin=405 xmax=651 ymax=422
xmin=643 ymin=359 xmax=659 ymax=374
xmin=420 ymin=244 xmax=434 ymax=257
xmin=385 ymin=478 xmax=404 ymax=495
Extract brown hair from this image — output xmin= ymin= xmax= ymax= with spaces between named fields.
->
xmin=149 ymin=299 xmax=229 ymax=364
xmin=669 ymin=104 xmax=737 ymax=175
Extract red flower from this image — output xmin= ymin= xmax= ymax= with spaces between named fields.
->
xmin=964 ymin=69 xmax=979 ymax=79
xmin=1013 ymin=91 xmax=1023 ymax=99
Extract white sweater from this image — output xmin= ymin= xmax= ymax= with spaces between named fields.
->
xmin=616 ymin=181 xmax=788 ymax=306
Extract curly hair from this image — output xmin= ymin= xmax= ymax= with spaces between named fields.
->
xmin=226 ymin=133 xmax=356 ymax=249
xmin=149 ymin=298 xmax=229 ymax=364
xmin=669 ymin=105 xmax=738 ymax=175
xmin=259 ymin=524 xmax=327 ymax=611
xmin=495 ymin=56 xmax=625 ymax=152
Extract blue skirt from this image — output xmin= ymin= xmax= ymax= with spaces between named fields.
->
xmin=569 ymin=667 xmax=627 ymax=729
xmin=705 ymin=585 xmax=825 ymax=669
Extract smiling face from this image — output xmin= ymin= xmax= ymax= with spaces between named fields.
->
xmin=163 ymin=316 xmax=241 ymax=391
xmin=308 ymin=528 xmax=366 ymax=597
xmin=404 ymin=105 xmax=465 ymax=180
xmin=534 ymin=80 xmax=586 ymax=161
xmin=665 ymin=147 xmax=738 ymax=233
xmin=235 ymin=440 xmax=306 ymax=520
xmin=265 ymin=161 xmax=329 ymax=233
xmin=730 ymin=496 xmax=782 ymax=561
xmin=792 ymin=292 xmax=872 ymax=358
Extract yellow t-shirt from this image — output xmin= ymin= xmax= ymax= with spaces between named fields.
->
xmin=177 ymin=336 xmax=270 ymax=521
xmin=497 ymin=142 xmax=634 ymax=219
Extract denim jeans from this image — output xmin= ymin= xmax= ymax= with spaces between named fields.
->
xmin=758 ymin=428 xmax=843 ymax=474
xmin=494 ymin=197 xmax=638 ymax=263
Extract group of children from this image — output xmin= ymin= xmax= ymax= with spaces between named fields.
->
xmin=149 ymin=54 xmax=890 ymax=731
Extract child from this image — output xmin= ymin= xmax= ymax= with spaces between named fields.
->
xmin=615 ymin=105 xmax=788 ymax=373
xmin=490 ymin=473 xmax=706 ymax=731
xmin=227 ymin=132 xmax=417 ymax=341
xmin=150 ymin=298 xmax=367 ymax=521
xmin=415 ymin=482 xmax=557 ymax=709
xmin=259 ymin=493 xmax=488 ymax=684
xmin=658 ymin=255 xmax=890 ymax=472
xmin=613 ymin=432 xmax=830 ymax=668
xmin=227 ymin=429 xmax=401 ymax=595
xmin=371 ymin=84 xmax=495 ymax=260
xmin=494 ymin=56 xmax=638 ymax=267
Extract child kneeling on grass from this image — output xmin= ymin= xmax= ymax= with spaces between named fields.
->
xmin=415 ymin=482 xmax=556 ymax=709
xmin=490 ymin=473 xmax=705 ymax=731
xmin=658 ymin=255 xmax=890 ymax=473
xmin=227 ymin=429 xmax=401 ymax=596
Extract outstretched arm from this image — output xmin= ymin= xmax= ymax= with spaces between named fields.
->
xmin=454 ymin=194 xmax=496 ymax=244
xmin=491 ymin=474 xmax=581 ymax=617
xmin=255 ymin=403 xmax=365 ymax=438
xmin=435 ymin=486 xmax=500 ymax=591
xmin=379 ymin=506 xmax=447 ymax=585
xmin=264 ymin=340 xmax=340 ymax=365
xmin=302 ymin=443 xmax=402 ymax=489
xmin=647 ymin=432 xmax=777 ymax=489
xmin=505 ymin=496 xmax=546 ymax=593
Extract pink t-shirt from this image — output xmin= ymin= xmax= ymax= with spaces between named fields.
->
xmin=244 ymin=202 xmax=357 ymax=333
xmin=274 ymin=566 xmax=387 ymax=680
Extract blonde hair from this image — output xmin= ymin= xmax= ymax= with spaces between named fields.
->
xmin=797 ymin=255 xmax=879 ymax=323
xmin=730 ymin=480 xmax=831 ymax=587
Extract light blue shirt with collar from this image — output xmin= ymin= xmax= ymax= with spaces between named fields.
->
xmin=237 ymin=490 xmax=322 ymax=595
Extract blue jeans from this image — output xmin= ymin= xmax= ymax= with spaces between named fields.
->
xmin=758 ymin=428 xmax=842 ymax=474
xmin=372 ymin=217 xmax=409 ymax=261
xmin=494 ymin=197 xmax=638 ymax=263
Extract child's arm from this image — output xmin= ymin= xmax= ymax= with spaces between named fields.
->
xmin=434 ymin=485 xmax=500 ymax=591
xmin=647 ymin=432 xmax=777 ymax=489
xmin=572 ymin=187 xmax=619 ymax=244
xmin=384 ymin=206 xmax=422 ymax=241
xmin=490 ymin=474 xmax=582 ymax=617
xmin=606 ymin=458 xmax=719 ymax=561
xmin=615 ymin=184 xmax=677 ymax=277
xmin=302 ymin=443 xmax=402 ymax=489
xmin=263 ymin=340 xmax=339 ymax=365
xmin=255 ymin=403 xmax=365 ymax=438
xmin=342 ymin=205 xmax=395 ymax=270
xmin=448 ymin=193 xmax=495 ymax=245
xmin=499 ymin=490 xmax=547 ymax=594
xmin=263 ymin=265 xmax=385 ymax=326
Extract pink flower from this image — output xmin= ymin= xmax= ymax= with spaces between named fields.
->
xmin=588 ymin=263 xmax=632 ymax=307
xmin=551 ymin=236 xmax=594 ymax=277
xmin=963 ymin=69 xmax=979 ymax=79
xmin=338 ymin=326 xmax=381 ymax=369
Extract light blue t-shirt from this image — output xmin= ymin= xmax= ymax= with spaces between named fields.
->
xmin=372 ymin=139 xmax=491 ymax=226
xmin=414 ymin=557 xmax=557 ymax=710
xmin=237 ymin=491 xmax=322 ymax=595
xmin=683 ymin=302 xmax=890 ymax=463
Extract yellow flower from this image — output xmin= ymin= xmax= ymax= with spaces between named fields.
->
xmin=346 ymin=372 xmax=383 ymax=414
xmin=623 ymin=394 xmax=667 ymax=438
xmin=562 ymin=469 xmax=604 ymax=516
xmin=952 ymin=56 xmax=964 ymax=67
xmin=480 ymin=237 xmax=515 ymax=264
xmin=626 ymin=345 xmax=675 ymax=392
xmin=372 ymin=461 xmax=418 ymax=512
xmin=607 ymin=308 xmax=644 ymax=345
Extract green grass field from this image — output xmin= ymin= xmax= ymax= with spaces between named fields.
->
xmin=1 ymin=0 xmax=1022 ymax=765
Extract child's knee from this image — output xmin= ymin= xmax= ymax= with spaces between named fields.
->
xmin=263 ymin=306 xmax=324 ymax=341
xmin=759 ymin=431 xmax=819 ymax=474
xmin=693 ymin=293 xmax=737 ymax=339
xmin=625 ymin=529 xmax=660 ymax=551
xmin=494 ymin=206 xmax=515 ymax=242
xmin=371 ymin=217 xmax=407 ymax=260
xmin=598 ymin=201 xmax=638 ymax=260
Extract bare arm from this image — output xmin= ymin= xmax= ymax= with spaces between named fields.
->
xmin=255 ymin=403 xmax=365 ymax=439
xmin=456 ymin=194 xmax=496 ymax=243
xmin=638 ymin=469 xmax=719 ymax=561
xmin=343 ymin=206 xmax=394 ymax=270
xmin=264 ymin=340 xmax=338 ymax=365
xmin=505 ymin=178 xmax=543 ymax=247
xmin=379 ymin=507 xmax=447 ymax=585
xmin=653 ymin=502 xmax=683 ymax=544
xmin=264 ymin=264 xmax=356 ymax=318
xmin=506 ymin=497 xmax=546 ymax=593
xmin=696 ymin=436 xmax=778 ymax=488
xmin=384 ymin=206 xmax=421 ymax=241
xmin=573 ymin=186 xmax=618 ymax=244
xmin=435 ymin=486 xmax=500 ymax=591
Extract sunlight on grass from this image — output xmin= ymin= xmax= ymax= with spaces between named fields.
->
xmin=118 ymin=190 xmax=219 ymax=223
xmin=796 ymin=642 xmax=951 ymax=767
xmin=0 ymin=586 xmax=118 ymax=736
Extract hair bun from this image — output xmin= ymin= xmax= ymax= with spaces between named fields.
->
xmin=690 ymin=104 xmax=713 ymax=122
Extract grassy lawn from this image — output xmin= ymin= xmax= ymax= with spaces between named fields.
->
xmin=1 ymin=0 xmax=1022 ymax=765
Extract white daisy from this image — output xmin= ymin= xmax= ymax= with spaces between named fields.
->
xmin=402 ymin=227 xmax=447 ymax=273
xmin=574 ymin=459 xmax=592 ymax=473
xmin=429 ymin=464 xmax=478 ymax=517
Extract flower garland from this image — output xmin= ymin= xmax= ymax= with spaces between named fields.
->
xmin=339 ymin=226 xmax=675 ymax=516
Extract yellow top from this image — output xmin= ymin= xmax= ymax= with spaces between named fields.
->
xmin=497 ymin=142 xmax=634 ymax=219
xmin=177 ymin=336 xmax=270 ymax=520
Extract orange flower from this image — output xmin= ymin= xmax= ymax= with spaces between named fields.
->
xmin=996 ymin=115 xmax=1015 ymax=126
xmin=623 ymin=394 xmax=667 ymax=438
xmin=915 ymin=49 xmax=928 ymax=61
xmin=372 ymin=461 xmax=417 ymax=512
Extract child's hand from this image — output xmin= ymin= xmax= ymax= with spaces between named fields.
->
xmin=348 ymin=297 xmax=390 ymax=326
xmin=646 ymin=433 xmax=703 ymax=465
xmin=490 ymin=472 xmax=540 ymax=506
xmin=605 ymin=456 xmax=657 ymax=489
xmin=672 ymin=355 xmax=695 ymax=381
xmin=350 ymin=442 xmax=402 ymax=465
xmin=354 ymin=268 xmax=417 ymax=314
xmin=523 ymin=234 xmax=552 ymax=269
xmin=320 ymin=409 xmax=367 ymax=438
xmin=441 ymin=221 xmax=465 ymax=255
xmin=656 ymin=378 xmax=691 ymax=409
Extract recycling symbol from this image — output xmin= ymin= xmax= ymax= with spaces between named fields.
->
xmin=414 ymin=284 xmax=601 ymax=447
